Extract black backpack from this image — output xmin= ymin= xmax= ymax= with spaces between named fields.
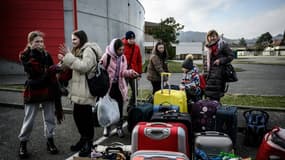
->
xmin=86 ymin=49 xmax=111 ymax=98
xmin=243 ymin=109 xmax=269 ymax=147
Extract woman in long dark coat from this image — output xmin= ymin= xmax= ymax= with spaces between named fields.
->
xmin=204 ymin=30 xmax=234 ymax=101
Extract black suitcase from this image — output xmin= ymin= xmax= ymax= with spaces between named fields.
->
xmin=150 ymin=111 xmax=192 ymax=145
xmin=127 ymin=103 xmax=153 ymax=132
xmin=215 ymin=106 xmax=238 ymax=146
xmin=127 ymin=80 xmax=153 ymax=132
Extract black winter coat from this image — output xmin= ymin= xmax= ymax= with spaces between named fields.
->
xmin=205 ymin=40 xmax=234 ymax=100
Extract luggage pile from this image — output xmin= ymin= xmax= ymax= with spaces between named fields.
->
xmin=81 ymin=72 xmax=284 ymax=160
xmin=127 ymin=73 xmax=244 ymax=160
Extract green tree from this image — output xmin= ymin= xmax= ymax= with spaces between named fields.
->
xmin=149 ymin=17 xmax=184 ymax=59
xmin=239 ymin=37 xmax=247 ymax=47
xmin=255 ymin=32 xmax=272 ymax=50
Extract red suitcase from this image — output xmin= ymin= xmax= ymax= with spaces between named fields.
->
xmin=131 ymin=122 xmax=190 ymax=157
xmin=131 ymin=150 xmax=189 ymax=160
xmin=256 ymin=127 xmax=285 ymax=160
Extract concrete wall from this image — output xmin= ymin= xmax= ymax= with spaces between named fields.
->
xmin=0 ymin=0 xmax=145 ymax=75
xmin=64 ymin=0 xmax=145 ymax=57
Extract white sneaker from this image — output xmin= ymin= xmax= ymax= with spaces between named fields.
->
xmin=103 ymin=127 xmax=110 ymax=137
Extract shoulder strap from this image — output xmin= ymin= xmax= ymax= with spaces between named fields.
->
xmin=128 ymin=46 xmax=135 ymax=67
xmin=106 ymin=54 xmax=111 ymax=69
xmin=89 ymin=47 xmax=99 ymax=63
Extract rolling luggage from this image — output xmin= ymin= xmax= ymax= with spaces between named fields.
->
xmin=191 ymin=99 xmax=221 ymax=132
xmin=256 ymin=127 xmax=285 ymax=160
xmin=131 ymin=122 xmax=190 ymax=157
xmin=153 ymin=102 xmax=180 ymax=113
xmin=194 ymin=131 xmax=233 ymax=157
xmin=215 ymin=106 xmax=238 ymax=146
xmin=127 ymin=81 xmax=153 ymax=132
xmin=154 ymin=72 xmax=188 ymax=113
xmin=131 ymin=150 xmax=189 ymax=160
xmin=151 ymin=111 xmax=192 ymax=138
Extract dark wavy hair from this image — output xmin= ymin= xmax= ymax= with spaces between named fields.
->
xmin=114 ymin=39 xmax=123 ymax=54
xmin=153 ymin=41 xmax=168 ymax=60
xmin=72 ymin=30 xmax=88 ymax=49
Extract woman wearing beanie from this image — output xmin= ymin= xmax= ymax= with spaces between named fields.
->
xmin=204 ymin=30 xmax=234 ymax=101
xmin=147 ymin=41 xmax=169 ymax=94
xmin=180 ymin=54 xmax=202 ymax=103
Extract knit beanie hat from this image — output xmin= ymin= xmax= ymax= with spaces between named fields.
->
xmin=125 ymin=31 xmax=135 ymax=39
xmin=182 ymin=54 xmax=194 ymax=70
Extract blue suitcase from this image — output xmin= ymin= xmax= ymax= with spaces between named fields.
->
xmin=215 ymin=106 xmax=238 ymax=146
xmin=153 ymin=102 xmax=180 ymax=113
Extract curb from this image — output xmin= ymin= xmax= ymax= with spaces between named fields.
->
xmin=0 ymin=102 xmax=73 ymax=114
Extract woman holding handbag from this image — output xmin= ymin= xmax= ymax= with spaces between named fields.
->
xmin=204 ymin=30 xmax=234 ymax=101
xmin=100 ymin=38 xmax=139 ymax=138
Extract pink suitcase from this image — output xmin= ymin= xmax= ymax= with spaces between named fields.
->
xmin=131 ymin=122 xmax=190 ymax=157
xmin=131 ymin=150 xmax=189 ymax=160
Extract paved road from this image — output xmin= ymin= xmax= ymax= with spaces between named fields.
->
xmin=1 ymin=105 xmax=285 ymax=160
xmin=0 ymin=56 xmax=285 ymax=159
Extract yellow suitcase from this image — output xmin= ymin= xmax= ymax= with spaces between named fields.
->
xmin=153 ymin=72 xmax=188 ymax=113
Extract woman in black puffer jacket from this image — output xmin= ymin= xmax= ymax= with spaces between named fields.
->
xmin=204 ymin=30 xmax=234 ymax=101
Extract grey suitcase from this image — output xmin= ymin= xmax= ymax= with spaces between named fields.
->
xmin=131 ymin=150 xmax=189 ymax=160
xmin=194 ymin=131 xmax=233 ymax=157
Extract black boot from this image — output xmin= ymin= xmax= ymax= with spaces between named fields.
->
xmin=19 ymin=141 xmax=29 ymax=158
xmin=47 ymin=138 xmax=59 ymax=154
xmin=70 ymin=138 xmax=85 ymax=151
xmin=78 ymin=141 xmax=92 ymax=157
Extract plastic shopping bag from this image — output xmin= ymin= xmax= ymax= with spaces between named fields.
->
xmin=97 ymin=95 xmax=120 ymax=127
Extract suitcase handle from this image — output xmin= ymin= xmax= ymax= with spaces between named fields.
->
xmin=159 ymin=101 xmax=173 ymax=107
xmin=197 ymin=131 xmax=228 ymax=137
xmin=160 ymin=72 xmax=171 ymax=94
xmin=144 ymin=128 xmax=171 ymax=140
xmin=146 ymin=122 xmax=172 ymax=127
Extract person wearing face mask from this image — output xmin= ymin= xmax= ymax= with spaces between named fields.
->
xmin=58 ymin=30 xmax=101 ymax=157
xmin=146 ymin=41 xmax=169 ymax=94
xmin=204 ymin=30 xmax=234 ymax=102
xmin=100 ymin=38 xmax=139 ymax=138
xmin=18 ymin=31 xmax=61 ymax=158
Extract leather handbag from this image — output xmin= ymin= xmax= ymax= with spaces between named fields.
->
xmin=223 ymin=63 xmax=238 ymax=82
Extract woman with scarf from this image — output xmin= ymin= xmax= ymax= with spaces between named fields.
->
xmin=100 ymin=38 xmax=138 ymax=138
xmin=204 ymin=30 xmax=234 ymax=101
xmin=18 ymin=31 xmax=62 ymax=158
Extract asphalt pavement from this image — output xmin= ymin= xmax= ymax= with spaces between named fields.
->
xmin=0 ymin=56 xmax=285 ymax=159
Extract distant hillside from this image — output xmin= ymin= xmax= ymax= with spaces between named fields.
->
xmin=178 ymin=31 xmax=283 ymax=45
xmin=178 ymin=31 xmax=206 ymax=42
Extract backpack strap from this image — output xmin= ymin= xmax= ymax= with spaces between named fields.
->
xmin=106 ymin=54 xmax=111 ymax=69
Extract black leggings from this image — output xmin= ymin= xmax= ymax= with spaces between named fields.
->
xmin=109 ymin=82 xmax=123 ymax=127
xmin=73 ymin=104 xmax=94 ymax=141
xmin=151 ymin=81 xmax=161 ymax=94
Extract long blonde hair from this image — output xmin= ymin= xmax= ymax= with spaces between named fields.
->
xmin=24 ymin=31 xmax=45 ymax=51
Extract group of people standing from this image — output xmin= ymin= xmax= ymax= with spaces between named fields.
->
xmin=17 ymin=29 xmax=233 ymax=158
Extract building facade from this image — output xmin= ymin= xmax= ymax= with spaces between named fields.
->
xmin=0 ymin=0 xmax=145 ymax=74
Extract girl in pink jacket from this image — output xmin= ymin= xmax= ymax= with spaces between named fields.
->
xmin=100 ymin=38 xmax=138 ymax=138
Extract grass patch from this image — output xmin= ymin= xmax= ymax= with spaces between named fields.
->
xmin=0 ymin=84 xmax=24 ymax=91
xmin=134 ymin=89 xmax=285 ymax=109
xmin=221 ymin=94 xmax=285 ymax=108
